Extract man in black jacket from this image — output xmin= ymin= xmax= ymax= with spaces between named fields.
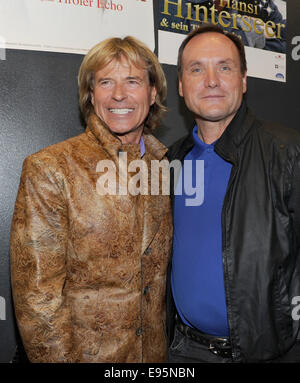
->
xmin=167 ymin=24 xmax=300 ymax=362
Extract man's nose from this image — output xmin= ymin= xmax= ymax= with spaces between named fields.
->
xmin=112 ymin=83 xmax=126 ymax=101
xmin=204 ymin=67 xmax=220 ymax=88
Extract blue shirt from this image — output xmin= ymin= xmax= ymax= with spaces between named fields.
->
xmin=140 ymin=136 xmax=145 ymax=157
xmin=171 ymin=126 xmax=232 ymax=336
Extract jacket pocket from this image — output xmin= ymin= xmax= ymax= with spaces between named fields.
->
xmin=70 ymin=291 xmax=102 ymax=356
xmin=80 ymin=330 xmax=102 ymax=356
xmin=169 ymin=326 xmax=186 ymax=352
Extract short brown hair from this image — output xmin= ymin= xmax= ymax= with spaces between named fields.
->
xmin=177 ymin=24 xmax=247 ymax=78
xmin=78 ymin=36 xmax=167 ymax=131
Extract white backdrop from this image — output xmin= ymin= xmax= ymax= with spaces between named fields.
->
xmin=0 ymin=0 xmax=155 ymax=54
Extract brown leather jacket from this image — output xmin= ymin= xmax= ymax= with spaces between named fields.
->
xmin=10 ymin=113 xmax=173 ymax=363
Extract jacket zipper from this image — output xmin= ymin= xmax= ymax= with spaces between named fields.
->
xmin=219 ymin=153 xmax=239 ymax=362
xmin=174 ymin=139 xmax=241 ymax=360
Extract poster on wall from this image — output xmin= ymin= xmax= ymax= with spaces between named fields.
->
xmin=158 ymin=0 xmax=287 ymax=82
xmin=0 ymin=0 xmax=154 ymax=54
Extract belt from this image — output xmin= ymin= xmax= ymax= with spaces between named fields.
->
xmin=175 ymin=315 xmax=232 ymax=359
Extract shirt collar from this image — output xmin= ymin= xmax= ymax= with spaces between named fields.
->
xmin=191 ymin=125 xmax=216 ymax=157
xmin=86 ymin=112 xmax=167 ymax=161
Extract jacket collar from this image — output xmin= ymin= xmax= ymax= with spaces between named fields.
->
xmin=86 ymin=112 xmax=168 ymax=161
xmin=168 ymin=99 xmax=256 ymax=164
xmin=214 ymin=100 xmax=256 ymax=163
xmin=86 ymin=112 xmax=169 ymax=257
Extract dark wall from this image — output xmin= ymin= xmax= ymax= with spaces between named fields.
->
xmin=0 ymin=50 xmax=84 ymax=362
xmin=0 ymin=1 xmax=299 ymax=362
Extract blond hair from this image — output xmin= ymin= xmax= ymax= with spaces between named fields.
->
xmin=78 ymin=36 xmax=167 ymax=131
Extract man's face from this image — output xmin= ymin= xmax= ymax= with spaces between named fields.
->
xmin=179 ymin=32 xmax=247 ymax=127
xmin=91 ymin=57 xmax=157 ymax=142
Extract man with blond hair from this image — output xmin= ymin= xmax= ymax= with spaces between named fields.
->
xmin=10 ymin=36 xmax=172 ymax=363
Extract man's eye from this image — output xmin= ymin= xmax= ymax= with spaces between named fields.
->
xmin=99 ymin=80 xmax=111 ymax=87
xmin=220 ymin=65 xmax=231 ymax=71
xmin=191 ymin=67 xmax=202 ymax=73
xmin=128 ymin=79 xmax=140 ymax=86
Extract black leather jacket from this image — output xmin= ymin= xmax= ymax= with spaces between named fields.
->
xmin=166 ymin=102 xmax=300 ymax=362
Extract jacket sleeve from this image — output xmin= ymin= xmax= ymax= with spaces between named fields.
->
xmin=10 ymin=155 xmax=77 ymax=362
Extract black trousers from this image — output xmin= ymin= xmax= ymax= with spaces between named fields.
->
xmin=168 ymin=322 xmax=300 ymax=363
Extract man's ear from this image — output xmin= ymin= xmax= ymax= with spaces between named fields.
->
xmin=91 ymin=91 xmax=94 ymax=106
xmin=242 ymin=72 xmax=247 ymax=94
xmin=150 ymin=86 xmax=157 ymax=106
xmin=178 ymin=78 xmax=183 ymax=97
